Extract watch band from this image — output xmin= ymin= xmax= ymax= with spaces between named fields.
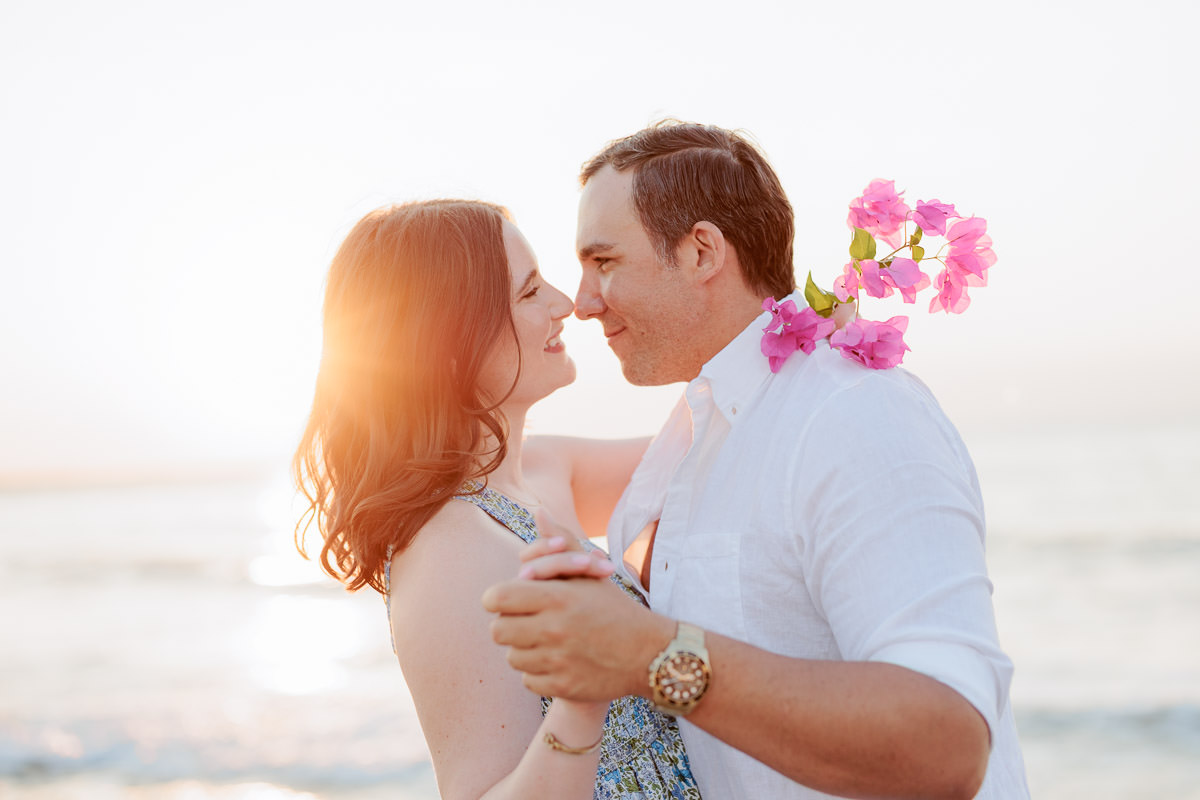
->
xmin=674 ymin=621 xmax=707 ymax=655
xmin=648 ymin=620 xmax=711 ymax=716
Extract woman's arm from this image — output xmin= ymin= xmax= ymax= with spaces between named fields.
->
xmin=525 ymin=436 xmax=651 ymax=539
xmin=388 ymin=500 xmax=607 ymax=800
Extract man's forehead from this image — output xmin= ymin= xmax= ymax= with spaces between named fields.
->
xmin=577 ymin=165 xmax=636 ymax=247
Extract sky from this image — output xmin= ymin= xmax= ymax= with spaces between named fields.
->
xmin=1 ymin=0 xmax=1197 ymax=485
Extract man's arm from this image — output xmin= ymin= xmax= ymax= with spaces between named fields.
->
xmin=494 ymin=376 xmax=1006 ymax=798
xmin=483 ymin=569 xmax=989 ymax=800
xmin=524 ymin=435 xmax=650 ymax=539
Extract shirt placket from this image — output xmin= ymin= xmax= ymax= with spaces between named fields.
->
xmin=651 ymin=381 xmax=716 ymax=615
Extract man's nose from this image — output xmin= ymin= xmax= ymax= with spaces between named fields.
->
xmin=574 ymin=275 xmax=605 ymax=320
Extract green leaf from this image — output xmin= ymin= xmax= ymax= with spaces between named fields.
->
xmin=849 ymin=227 xmax=877 ymax=261
xmin=909 ymin=227 xmax=923 ymax=246
xmin=804 ymin=271 xmax=840 ymax=318
xmin=911 ymin=245 xmax=925 ymax=262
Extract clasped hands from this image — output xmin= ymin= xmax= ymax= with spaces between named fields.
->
xmin=482 ymin=516 xmax=673 ymax=703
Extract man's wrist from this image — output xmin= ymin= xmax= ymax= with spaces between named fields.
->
xmin=647 ymin=620 xmax=712 ymax=715
xmin=632 ymin=611 xmax=678 ymax=698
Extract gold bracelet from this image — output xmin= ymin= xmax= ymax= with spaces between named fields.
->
xmin=543 ymin=731 xmax=603 ymax=755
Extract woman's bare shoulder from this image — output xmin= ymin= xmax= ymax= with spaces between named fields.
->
xmin=387 ymin=498 xmax=525 ymax=636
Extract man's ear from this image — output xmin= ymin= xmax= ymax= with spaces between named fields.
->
xmin=688 ymin=221 xmax=727 ymax=286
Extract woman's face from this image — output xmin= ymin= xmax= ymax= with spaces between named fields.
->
xmin=478 ymin=221 xmax=576 ymax=407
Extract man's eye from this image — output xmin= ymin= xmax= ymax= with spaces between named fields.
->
xmin=595 ymin=258 xmax=612 ymax=271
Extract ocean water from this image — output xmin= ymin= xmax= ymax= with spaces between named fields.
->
xmin=1 ymin=423 xmax=1197 ymax=799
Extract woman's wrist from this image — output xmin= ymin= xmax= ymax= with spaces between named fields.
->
xmin=550 ymin=696 xmax=611 ymax=723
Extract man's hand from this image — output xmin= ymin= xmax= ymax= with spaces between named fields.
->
xmin=482 ymin=572 xmax=674 ymax=702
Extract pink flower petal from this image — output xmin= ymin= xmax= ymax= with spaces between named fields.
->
xmin=858 ymin=260 xmax=891 ymax=299
xmin=913 ymin=199 xmax=958 ymax=236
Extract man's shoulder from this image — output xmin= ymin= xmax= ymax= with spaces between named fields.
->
xmin=766 ymin=342 xmax=939 ymax=416
xmin=749 ymin=344 xmax=970 ymax=475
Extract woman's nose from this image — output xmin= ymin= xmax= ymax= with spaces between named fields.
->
xmin=551 ymin=284 xmax=575 ymax=320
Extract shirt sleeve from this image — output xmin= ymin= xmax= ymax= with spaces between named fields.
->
xmin=788 ymin=370 xmax=1014 ymax=741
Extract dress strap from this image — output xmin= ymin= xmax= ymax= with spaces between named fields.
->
xmin=453 ymin=484 xmax=540 ymax=544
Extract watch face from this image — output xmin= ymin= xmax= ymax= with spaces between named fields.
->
xmin=658 ymin=652 xmax=708 ymax=703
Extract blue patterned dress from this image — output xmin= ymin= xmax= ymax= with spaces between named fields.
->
xmin=386 ymin=485 xmax=702 ymax=800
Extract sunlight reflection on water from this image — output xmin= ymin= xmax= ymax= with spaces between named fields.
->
xmin=244 ymin=595 xmax=367 ymax=696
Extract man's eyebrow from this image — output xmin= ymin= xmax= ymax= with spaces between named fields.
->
xmin=515 ymin=268 xmax=538 ymax=296
xmin=577 ymin=242 xmax=615 ymax=260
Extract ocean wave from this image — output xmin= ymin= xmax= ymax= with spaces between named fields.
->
xmin=1015 ymin=704 xmax=1200 ymax=749
xmin=0 ymin=709 xmax=433 ymax=787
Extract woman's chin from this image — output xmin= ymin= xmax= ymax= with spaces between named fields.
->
xmin=554 ymin=360 xmax=578 ymax=392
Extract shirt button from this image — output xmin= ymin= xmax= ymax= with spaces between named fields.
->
xmin=731 ymin=405 xmax=738 ymax=415
xmin=663 ymin=561 xmax=669 ymax=571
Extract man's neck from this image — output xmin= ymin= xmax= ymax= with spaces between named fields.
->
xmin=688 ymin=290 xmax=772 ymax=380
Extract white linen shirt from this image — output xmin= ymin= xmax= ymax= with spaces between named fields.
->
xmin=609 ymin=301 xmax=1029 ymax=799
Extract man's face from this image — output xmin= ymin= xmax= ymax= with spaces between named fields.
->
xmin=575 ymin=166 xmax=705 ymax=385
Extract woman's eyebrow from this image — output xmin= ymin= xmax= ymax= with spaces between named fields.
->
xmin=515 ymin=268 xmax=538 ymax=296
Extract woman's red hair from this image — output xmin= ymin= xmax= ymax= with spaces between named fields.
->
xmin=294 ymin=200 xmax=517 ymax=593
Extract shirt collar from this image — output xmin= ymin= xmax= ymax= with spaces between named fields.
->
xmin=689 ymin=293 xmax=797 ymax=424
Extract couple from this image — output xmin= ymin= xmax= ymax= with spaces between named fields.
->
xmin=295 ymin=122 xmax=1029 ymax=799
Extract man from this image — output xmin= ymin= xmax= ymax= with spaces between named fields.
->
xmin=483 ymin=122 xmax=1029 ymax=799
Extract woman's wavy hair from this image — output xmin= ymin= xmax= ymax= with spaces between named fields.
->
xmin=294 ymin=200 xmax=518 ymax=593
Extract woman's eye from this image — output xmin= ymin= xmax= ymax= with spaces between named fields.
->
xmin=522 ymin=285 xmax=540 ymax=299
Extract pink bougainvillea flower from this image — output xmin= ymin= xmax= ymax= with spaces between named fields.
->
xmin=833 ymin=261 xmax=861 ymax=302
xmin=760 ymin=297 xmax=837 ymax=373
xmin=858 ymin=260 xmax=889 ymax=299
xmin=945 ymin=216 xmax=989 ymax=249
xmin=945 ymin=241 xmax=997 ymax=281
xmin=858 ymin=257 xmax=930 ymax=303
xmin=884 ymin=257 xmax=931 ymax=303
xmin=847 ymin=179 xmax=911 ymax=249
xmin=830 ymin=316 xmax=910 ymax=370
xmin=928 ymin=268 xmax=972 ymax=314
xmin=944 ymin=216 xmax=997 ymax=281
xmin=786 ymin=306 xmax=838 ymax=353
xmin=762 ymin=296 xmax=795 ymax=333
xmin=913 ymin=199 xmax=958 ymax=236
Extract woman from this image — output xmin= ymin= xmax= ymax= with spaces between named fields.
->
xmin=294 ymin=200 xmax=701 ymax=799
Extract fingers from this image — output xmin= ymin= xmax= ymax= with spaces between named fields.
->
xmin=522 ymin=670 xmax=566 ymax=698
xmin=519 ymin=534 xmax=577 ymax=563
xmin=482 ymin=579 xmax=564 ymax=615
xmin=491 ymin=614 xmax=557 ymax=650
xmin=518 ymin=551 xmax=614 ymax=581
xmin=533 ymin=509 xmax=579 ymax=543
xmin=519 ymin=661 xmax=609 ymax=702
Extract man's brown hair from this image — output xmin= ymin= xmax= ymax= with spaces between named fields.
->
xmin=580 ymin=120 xmax=795 ymax=299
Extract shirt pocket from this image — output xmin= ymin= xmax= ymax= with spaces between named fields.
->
xmin=662 ymin=530 xmax=744 ymax=639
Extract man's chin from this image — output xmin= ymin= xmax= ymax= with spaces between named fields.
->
xmin=619 ymin=359 xmax=684 ymax=387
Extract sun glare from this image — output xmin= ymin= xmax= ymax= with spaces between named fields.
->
xmin=244 ymin=594 xmax=367 ymax=695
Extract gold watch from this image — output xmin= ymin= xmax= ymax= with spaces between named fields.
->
xmin=648 ymin=621 xmax=711 ymax=716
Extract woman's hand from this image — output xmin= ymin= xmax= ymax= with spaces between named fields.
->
xmin=521 ymin=510 xmax=615 ymax=581
xmin=519 ymin=536 xmax=615 ymax=581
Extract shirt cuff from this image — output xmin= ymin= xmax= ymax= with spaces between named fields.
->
xmin=869 ymin=639 xmax=1009 ymax=746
